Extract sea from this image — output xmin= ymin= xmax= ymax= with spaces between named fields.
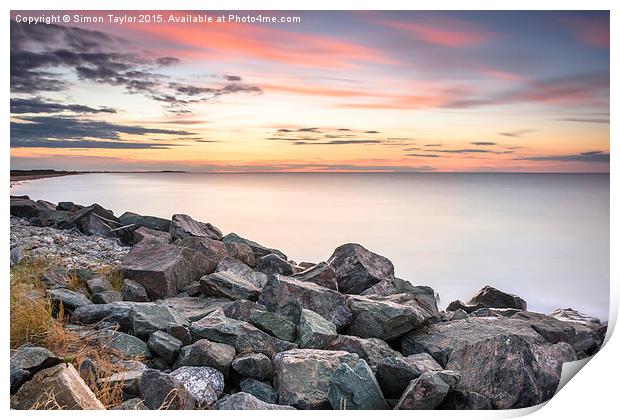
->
xmin=10 ymin=172 xmax=610 ymax=321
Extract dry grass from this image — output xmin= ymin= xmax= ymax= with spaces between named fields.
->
xmin=97 ymin=266 xmax=124 ymax=291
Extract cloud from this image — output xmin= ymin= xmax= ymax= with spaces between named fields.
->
xmin=292 ymin=139 xmax=383 ymax=146
xmin=11 ymin=115 xmax=195 ymax=149
xmin=267 ymin=126 xmax=408 ymax=146
xmin=407 ymin=153 xmax=441 ymax=158
xmin=515 ymin=151 xmax=609 ymax=162
xmin=470 ymin=141 xmax=496 ymax=146
xmin=424 ymin=143 xmax=442 ymax=147
xmin=559 ymin=15 xmax=609 ymax=48
xmin=555 ymin=117 xmax=610 ymax=124
xmin=498 ymin=129 xmax=536 ymax=138
xmin=11 ymin=97 xmax=116 ymax=114
xmin=433 ymin=148 xmax=513 ymax=154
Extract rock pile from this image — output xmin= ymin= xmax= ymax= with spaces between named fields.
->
xmin=10 ymin=196 xmax=607 ymax=410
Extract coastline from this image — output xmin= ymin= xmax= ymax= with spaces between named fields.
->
xmin=10 ymin=170 xmax=81 ymax=187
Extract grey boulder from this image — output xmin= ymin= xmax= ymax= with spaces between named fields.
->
xmin=327 ymin=243 xmax=394 ymax=294
xmin=327 ymin=359 xmax=388 ymax=410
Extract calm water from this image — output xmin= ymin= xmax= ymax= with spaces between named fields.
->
xmin=11 ymin=173 xmax=610 ymax=320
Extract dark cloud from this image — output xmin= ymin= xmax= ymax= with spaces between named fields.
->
xmin=11 ymin=115 xmax=195 ymax=149
xmin=365 ymin=130 xmax=380 ymax=134
xmin=433 ymin=148 xmax=513 ymax=154
xmin=498 ymin=129 xmax=536 ymax=138
xmin=424 ymin=143 xmax=442 ymax=147
xmin=407 ymin=153 xmax=440 ymax=158
xmin=11 ymin=97 xmax=116 ymax=114
xmin=156 ymin=57 xmax=180 ymax=66
xmin=515 ymin=151 xmax=609 ymax=162
xmin=292 ymin=139 xmax=383 ymax=146
xmin=470 ymin=141 xmax=496 ymax=146
xmin=555 ymin=117 xmax=610 ymax=124
xmin=224 ymin=75 xmax=242 ymax=81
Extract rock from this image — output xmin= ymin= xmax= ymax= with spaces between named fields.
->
xmin=437 ymin=390 xmax=493 ymax=409
xmin=291 ymin=262 xmax=338 ymax=290
xmin=130 ymin=303 xmax=190 ymax=340
xmin=108 ymin=224 xmax=139 ymax=245
xmin=10 ymin=346 xmax=62 ymax=394
xmin=231 ymin=353 xmax=273 ymax=381
xmin=119 ymin=211 xmax=171 ymax=232
xmin=258 ymin=275 xmax=352 ymax=330
xmin=122 ymin=240 xmax=209 ymax=300
xmin=174 ymin=338 xmax=236 ymax=377
xmin=298 ymin=309 xmax=337 ymax=349
xmin=79 ymin=212 xmax=122 ymax=236
xmin=273 ymin=349 xmax=359 ymax=409
xmin=239 ymin=378 xmax=278 ymax=403
xmin=223 ymin=299 xmax=267 ymax=322
xmin=111 ymin=398 xmax=148 ymax=410
xmin=169 ymin=214 xmax=223 ymax=241
xmin=71 ymin=301 xmax=138 ymax=331
xmin=223 ymin=232 xmax=287 ymax=260
xmin=327 ymin=243 xmax=394 ymax=294
xmin=346 ymin=294 xmax=426 ymax=341
xmin=10 ymin=246 xmax=24 ymax=266
xmin=175 ymin=236 xmax=228 ymax=273
xmin=148 ymin=331 xmax=182 ymax=364
xmin=156 ymin=296 xmax=230 ymax=322
xmin=325 ymin=335 xmax=400 ymax=371
xmin=138 ymin=369 xmax=196 ymax=409
xmin=57 ymin=201 xmax=82 ymax=212
xmin=446 ymin=299 xmax=484 ymax=313
xmin=549 ymin=308 xmax=605 ymax=356
xmin=200 ymin=271 xmax=261 ymax=301
xmin=401 ymin=317 xmax=577 ymax=408
xmin=190 ymin=311 xmax=295 ymax=357
xmin=249 ymin=310 xmax=297 ymax=342
xmin=375 ymin=354 xmax=443 ymax=399
xmin=95 ymin=329 xmax=151 ymax=358
xmin=224 ymin=242 xmax=256 ymax=267
xmin=256 ymin=253 xmax=295 ymax=276
xmin=467 ymin=285 xmax=527 ymax=310
xmin=216 ymin=256 xmax=268 ymax=288
xmin=512 ymin=311 xmax=576 ymax=344
xmin=327 ymin=359 xmax=388 ymax=410
xmin=170 ymin=366 xmax=225 ymax=407
xmin=167 ymin=325 xmax=193 ymax=346
xmin=213 ymin=392 xmax=295 ymax=410
xmin=121 ymin=279 xmax=150 ymax=302
xmin=469 ymin=307 xmax=520 ymax=317
xmin=10 ymin=363 xmax=105 ymax=409
xmin=48 ymin=288 xmax=92 ymax=311
xmin=10 ymin=198 xmax=45 ymax=218
xmin=100 ymin=368 xmax=146 ymax=397
xmin=78 ymin=357 xmax=98 ymax=383
xmin=394 ymin=370 xmax=460 ymax=410
xmin=133 ymin=226 xmax=172 ymax=244
xmin=449 ymin=309 xmax=470 ymax=320
xmin=91 ymin=291 xmax=123 ymax=304
xmin=181 ymin=281 xmax=202 ymax=296
xmin=86 ymin=276 xmax=114 ymax=294
xmin=36 ymin=199 xmax=56 ymax=210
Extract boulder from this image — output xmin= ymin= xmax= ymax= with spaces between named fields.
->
xmin=148 ymin=331 xmax=182 ymax=364
xmin=71 ymin=301 xmax=138 ymax=331
xmin=224 ymin=242 xmax=256 ymax=267
xmin=549 ymin=308 xmax=606 ymax=356
xmin=100 ymin=368 xmax=146 ymax=397
xmin=10 ymin=198 xmax=46 ymax=218
xmin=325 ymin=335 xmax=400 ymax=371
xmin=86 ymin=276 xmax=114 ymax=294
xmin=169 ymin=214 xmax=223 ymax=241
xmin=167 ymin=325 xmax=193 ymax=346
xmin=119 ymin=211 xmax=171 ymax=231
xmin=327 ymin=243 xmax=394 ymax=294
xmin=512 ymin=311 xmax=576 ymax=344
xmin=446 ymin=299 xmax=484 ymax=313
xmin=95 ymin=329 xmax=150 ymax=358
xmin=258 ymin=275 xmax=352 ymax=330
xmin=111 ymin=398 xmax=148 ymax=410
xmin=108 ymin=224 xmax=139 ymax=245
xmin=449 ymin=309 xmax=470 ymax=320
xmin=175 ymin=236 xmax=228 ymax=273
xmin=91 ymin=291 xmax=123 ymax=304
xmin=190 ymin=311 xmax=295 ymax=357
xmin=222 ymin=232 xmax=287 ymax=260
xmin=213 ymin=392 xmax=295 ymax=410
xmin=255 ymin=253 xmax=295 ymax=276
xmin=467 ymin=286 xmax=527 ymax=310
xmin=231 ymin=353 xmax=273 ymax=381
xmin=401 ymin=317 xmax=577 ymax=408
xmin=173 ymin=339 xmax=236 ymax=377
xmin=200 ymin=271 xmax=260 ymax=301
xmin=291 ymin=262 xmax=338 ymax=290
xmin=133 ymin=226 xmax=172 ymax=244
xmin=138 ymin=369 xmax=195 ymax=410
xmin=58 ymin=203 xmax=118 ymax=231
xmin=216 ymin=256 xmax=268 ymax=288
xmin=10 ymin=363 xmax=105 ymax=409
xmin=10 ymin=346 xmax=62 ymax=394
xmin=239 ymin=378 xmax=278 ymax=403
xmin=121 ymin=279 xmax=150 ymax=302
xmin=375 ymin=353 xmax=443 ymax=399
xmin=469 ymin=307 xmax=520 ymax=318
xmin=79 ymin=212 xmax=122 ymax=236
xmin=298 ymin=309 xmax=337 ymax=349
xmin=155 ymin=296 xmax=230 ymax=321
xmin=437 ymin=390 xmax=493 ymax=410
xmin=10 ymin=246 xmax=24 ymax=266
xmin=57 ymin=201 xmax=82 ymax=212
xmin=249 ymin=310 xmax=297 ymax=342
xmin=170 ymin=366 xmax=225 ymax=407
xmin=394 ymin=370 xmax=460 ymax=410
xmin=346 ymin=294 xmax=426 ymax=341
xmin=327 ymin=359 xmax=388 ymax=410
xmin=223 ymin=299 xmax=267 ymax=323
xmin=129 ymin=303 xmax=190 ymax=340
xmin=48 ymin=288 xmax=92 ymax=311
xmin=273 ymin=349 xmax=359 ymax=409
xmin=122 ymin=240 xmax=209 ymax=300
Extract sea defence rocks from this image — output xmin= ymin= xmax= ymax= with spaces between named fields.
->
xmin=223 ymin=232 xmax=287 ymax=260
xmin=258 ymin=275 xmax=352 ymax=330
xmin=200 ymin=271 xmax=260 ymax=301
xmin=467 ymin=285 xmax=527 ymax=310
xmin=327 ymin=243 xmax=394 ymax=294
xmin=169 ymin=214 xmax=223 ymax=241
xmin=10 ymin=346 xmax=62 ymax=395
xmin=119 ymin=211 xmax=170 ymax=232
xmin=213 ymin=392 xmax=295 ymax=410
xmin=327 ymin=359 xmax=388 ymax=410
xmin=394 ymin=370 xmax=460 ymax=410
xmin=291 ymin=261 xmax=338 ymax=290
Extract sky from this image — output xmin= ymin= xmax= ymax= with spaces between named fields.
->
xmin=10 ymin=10 xmax=610 ymax=172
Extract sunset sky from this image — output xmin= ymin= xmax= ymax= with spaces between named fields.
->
xmin=10 ymin=10 xmax=610 ymax=172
